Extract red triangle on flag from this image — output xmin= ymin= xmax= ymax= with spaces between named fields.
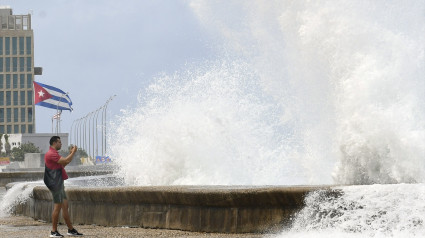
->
xmin=33 ymin=82 xmax=53 ymax=104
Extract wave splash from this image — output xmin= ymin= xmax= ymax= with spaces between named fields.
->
xmin=282 ymin=184 xmax=425 ymax=237
xmin=110 ymin=0 xmax=425 ymax=185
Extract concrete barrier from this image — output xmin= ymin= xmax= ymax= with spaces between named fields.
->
xmin=15 ymin=185 xmax=340 ymax=233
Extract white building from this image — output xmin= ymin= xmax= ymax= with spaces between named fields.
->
xmin=0 ymin=133 xmax=68 ymax=153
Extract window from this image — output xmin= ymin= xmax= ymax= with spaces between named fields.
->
xmin=7 ymin=108 xmax=11 ymax=122
xmin=14 ymin=108 xmax=18 ymax=122
xmin=13 ymin=91 xmax=18 ymax=105
xmin=8 ymin=16 xmax=14 ymax=29
xmin=26 ymin=57 xmax=31 ymax=72
xmin=6 ymin=91 xmax=11 ymax=105
xmin=27 ymin=91 xmax=32 ymax=104
xmin=5 ymin=37 xmax=10 ymax=55
xmin=12 ymin=37 xmax=17 ymax=55
xmin=22 ymin=16 xmax=28 ymax=30
xmin=19 ymin=57 xmax=24 ymax=72
xmin=20 ymin=90 xmax=25 ymax=106
xmin=13 ymin=74 xmax=17 ymax=88
xmin=0 ymin=126 xmax=3 ymax=134
xmin=6 ymin=74 xmax=10 ymax=88
xmin=14 ymin=125 xmax=18 ymax=133
xmin=12 ymin=57 xmax=17 ymax=72
xmin=27 ymin=74 xmax=32 ymax=88
xmin=21 ymin=108 xmax=25 ymax=122
xmin=0 ymin=75 xmax=3 ymax=88
xmin=0 ymin=92 xmax=3 ymax=106
xmin=27 ymin=107 xmax=32 ymax=122
xmin=26 ymin=37 xmax=31 ymax=55
xmin=19 ymin=37 xmax=24 ymax=55
xmin=21 ymin=125 xmax=26 ymax=133
xmin=5 ymin=57 xmax=10 ymax=72
xmin=0 ymin=37 xmax=3 ymax=55
xmin=0 ymin=58 xmax=3 ymax=72
xmin=7 ymin=125 xmax=11 ymax=133
xmin=20 ymin=74 xmax=25 ymax=88
xmin=28 ymin=124 xmax=33 ymax=133
xmin=0 ymin=109 xmax=3 ymax=122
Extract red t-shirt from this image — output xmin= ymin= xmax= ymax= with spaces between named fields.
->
xmin=44 ymin=146 xmax=68 ymax=180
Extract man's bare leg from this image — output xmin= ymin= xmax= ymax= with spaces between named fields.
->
xmin=52 ymin=203 xmax=62 ymax=232
xmin=61 ymin=199 xmax=74 ymax=230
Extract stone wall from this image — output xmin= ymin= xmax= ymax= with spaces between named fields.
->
xmin=15 ymin=185 xmax=340 ymax=233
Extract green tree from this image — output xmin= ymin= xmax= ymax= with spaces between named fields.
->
xmin=10 ymin=142 xmax=41 ymax=161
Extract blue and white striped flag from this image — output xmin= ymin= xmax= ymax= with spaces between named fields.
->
xmin=33 ymin=81 xmax=73 ymax=111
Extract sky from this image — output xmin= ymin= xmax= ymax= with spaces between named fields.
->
xmin=0 ymin=0 xmax=215 ymax=134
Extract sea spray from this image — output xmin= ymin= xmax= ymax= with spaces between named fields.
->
xmin=0 ymin=182 xmax=36 ymax=217
xmin=189 ymin=0 xmax=425 ymax=185
xmin=110 ymin=61 xmax=309 ymax=185
xmin=280 ymin=184 xmax=425 ymax=237
xmin=110 ymin=0 xmax=425 ymax=186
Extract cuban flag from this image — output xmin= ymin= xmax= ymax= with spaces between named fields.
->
xmin=33 ymin=81 xmax=73 ymax=111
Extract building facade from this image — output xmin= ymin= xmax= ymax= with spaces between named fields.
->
xmin=0 ymin=7 xmax=39 ymax=134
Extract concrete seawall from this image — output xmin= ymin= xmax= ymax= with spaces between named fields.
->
xmin=15 ymin=185 xmax=340 ymax=233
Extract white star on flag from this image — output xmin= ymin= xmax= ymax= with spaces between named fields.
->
xmin=38 ymin=90 xmax=45 ymax=98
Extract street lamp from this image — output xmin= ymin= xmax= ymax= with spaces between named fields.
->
xmin=92 ymin=108 xmax=100 ymax=161
xmin=101 ymin=95 xmax=116 ymax=156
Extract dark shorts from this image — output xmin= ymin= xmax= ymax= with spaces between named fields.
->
xmin=50 ymin=183 xmax=67 ymax=204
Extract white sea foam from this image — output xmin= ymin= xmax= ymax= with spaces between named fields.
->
xmin=0 ymin=182 xmax=37 ymax=217
xmin=110 ymin=61 xmax=306 ymax=185
xmin=111 ymin=0 xmax=424 ymax=186
xmin=108 ymin=1 xmax=425 ymax=236
xmin=275 ymin=184 xmax=425 ymax=237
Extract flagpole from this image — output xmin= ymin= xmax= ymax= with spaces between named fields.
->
xmin=56 ymin=93 xmax=64 ymax=135
xmin=55 ymin=92 xmax=68 ymax=135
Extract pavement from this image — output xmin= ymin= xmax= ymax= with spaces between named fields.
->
xmin=0 ymin=215 xmax=268 ymax=238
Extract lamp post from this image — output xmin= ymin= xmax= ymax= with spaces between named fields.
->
xmin=70 ymin=120 xmax=75 ymax=145
xmin=79 ymin=116 xmax=84 ymax=150
xmin=84 ymin=114 xmax=90 ymax=154
xmin=95 ymin=106 xmax=102 ymax=158
xmin=87 ymin=112 xmax=92 ymax=159
xmin=92 ymin=107 xmax=101 ymax=161
xmin=74 ymin=118 xmax=79 ymax=146
xmin=101 ymin=95 xmax=116 ymax=156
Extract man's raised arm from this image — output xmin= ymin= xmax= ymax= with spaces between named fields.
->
xmin=57 ymin=146 xmax=78 ymax=166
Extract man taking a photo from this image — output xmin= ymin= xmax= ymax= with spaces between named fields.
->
xmin=44 ymin=136 xmax=83 ymax=237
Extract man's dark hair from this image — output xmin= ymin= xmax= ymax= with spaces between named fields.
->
xmin=49 ymin=136 xmax=61 ymax=145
